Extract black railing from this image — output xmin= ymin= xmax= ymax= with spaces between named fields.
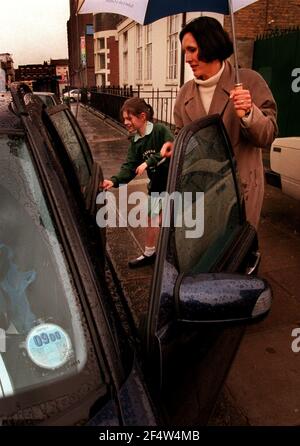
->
xmin=85 ymin=85 xmax=177 ymax=129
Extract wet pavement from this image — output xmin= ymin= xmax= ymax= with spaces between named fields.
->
xmin=75 ymin=104 xmax=300 ymax=426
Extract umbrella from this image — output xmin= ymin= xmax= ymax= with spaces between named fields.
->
xmin=77 ymin=0 xmax=257 ymax=108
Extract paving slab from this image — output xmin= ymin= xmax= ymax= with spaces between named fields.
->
xmin=225 ymin=325 xmax=300 ymax=426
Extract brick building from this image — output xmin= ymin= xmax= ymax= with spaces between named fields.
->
xmin=93 ymin=13 xmax=121 ymax=86
xmin=50 ymin=58 xmax=69 ymax=95
xmin=224 ymin=0 xmax=300 ymax=39
xmin=224 ymin=0 xmax=300 ymax=68
xmin=15 ymin=62 xmax=59 ymax=94
xmin=67 ymin=0 xmax=95 ymax=88
xmin=0 ymin=53 xmax=15 ymax=87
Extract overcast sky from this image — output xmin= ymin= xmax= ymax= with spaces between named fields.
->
xmin=1 ymin=0 xmax=70 ymax=66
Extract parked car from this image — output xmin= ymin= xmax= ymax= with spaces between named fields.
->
xmin=33 ymin=91 xmax=61 ymax=108
xmin=62 ymin=89 xmax=81 ymax=103
xmin=265 ymin=137 xmax=300 ymax=200
xmin=0 ymin=84 xmax=271 ymax=426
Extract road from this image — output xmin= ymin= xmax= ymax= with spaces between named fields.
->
xmin=75 ymin=104 xmax=300 ymax=426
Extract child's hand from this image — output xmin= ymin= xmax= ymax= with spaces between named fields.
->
xmin=135 ymin=162 xmax=148 ymax=176
xmin=101 ymin=179 xmax=114 ymax=190
xmin=161 ymin=141 xmax=174 ymax=158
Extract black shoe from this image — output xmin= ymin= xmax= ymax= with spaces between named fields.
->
xmin=128 ymin=253 xmax=156 ymax=268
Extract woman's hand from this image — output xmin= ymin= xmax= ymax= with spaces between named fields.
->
xmin=101 ymin=179 xmax=114 ymax=190
xmin=160 ymin=141 xmax=174 ymax=158
xmin=135 ymin=162 xmax=148 ymax=176
xmin=230 ymin=87 xmax=253 ymax=117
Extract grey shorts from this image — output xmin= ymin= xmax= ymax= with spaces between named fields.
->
xmin=147 ymin=193 xmax=166 ymax=218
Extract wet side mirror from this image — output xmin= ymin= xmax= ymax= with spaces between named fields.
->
xmin=176 ymin=273 xmax=272 ymax=323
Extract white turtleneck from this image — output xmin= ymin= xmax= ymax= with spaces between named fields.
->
xmin=194 ymin=62 xmax=225 ymax=114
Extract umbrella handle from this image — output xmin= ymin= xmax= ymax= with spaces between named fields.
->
xmin=234 ymin=83 xmax=246 ymax=118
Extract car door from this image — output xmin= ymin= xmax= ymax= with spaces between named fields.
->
xmin=145 ymin=114 xmax=265 ymax=425
xmin=41 ymin=102 xmax=106 ymax=251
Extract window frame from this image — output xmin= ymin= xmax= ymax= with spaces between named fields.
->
xmin=144 ymin=24 xmax=152 ymax=82
xmin=167 ymin=15 xmax=179 ymax=82
xmin=136 ymin=24 xmax=143 ymax=83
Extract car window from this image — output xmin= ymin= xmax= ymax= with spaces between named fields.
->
xmin=34 ymin=94 xmax=55 ymax=108
xmin=174 ymin=123 xmax=241 ymax=273
xmin=0 ymin=133 xmax=88 ymax=397
xmin=49 ymin=110 xmax=92 ymax=191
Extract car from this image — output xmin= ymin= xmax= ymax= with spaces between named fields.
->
xmin=0 ymin=83 xmax=272 ymax=426
xmin=62 ymin=88 xmax=81 ymax=102
xmin=265 ymin=137 xmax=300 ymax=200
xmin=33 ymin=91 xmax=61 ymax=108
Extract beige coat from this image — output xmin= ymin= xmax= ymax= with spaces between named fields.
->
xmin=174 ymin=61 xmax=278 ymax=228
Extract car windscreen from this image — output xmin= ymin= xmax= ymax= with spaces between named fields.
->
xmin=0 ymin=133 xmax=88 ymax=398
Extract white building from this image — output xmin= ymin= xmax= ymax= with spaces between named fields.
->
xmin=117 ymin=12 xmax=223 ymax=90
xmin=90 ymin=12 xmax=224 ymax=125
xmin=116 ymin=12 xmax=223 ymax=124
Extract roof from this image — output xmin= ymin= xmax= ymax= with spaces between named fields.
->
xmin=50 ymin=59 xmax=69 ymax=66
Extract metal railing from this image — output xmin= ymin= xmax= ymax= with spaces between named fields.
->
xmin=84 ymin=85 xmax=177 ymax=130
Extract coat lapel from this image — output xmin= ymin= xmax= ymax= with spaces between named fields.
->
xmin=209 ymin=61 xmax=235 ymax=117
xmin=184 ymin=82 xmax=206 ymax=121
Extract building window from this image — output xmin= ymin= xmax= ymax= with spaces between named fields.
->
xmin=97 ymin=37 xmax=105 ymax=50
xmin=97 ymin=73 xmax=106 ymax=86
xmin=144 ymin=25 xmax=152 ymax=81
xmin=167 ymin=15 xmax=179 ymax=81
xmin=136 ymin=25 xmax=143 ymax=82
xmin=123 ymin=31 xmax=128 ymax=83
xmin=99 ymin=54 xmax=105 ymax=69
xmin=96 ymin=54 xmax=105 ymax=71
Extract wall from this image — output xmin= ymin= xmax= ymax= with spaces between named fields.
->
xmin=224 ymin=0 xmax=300 ymax=39
xmin=67 ymin=0 xmax=95 ymax=88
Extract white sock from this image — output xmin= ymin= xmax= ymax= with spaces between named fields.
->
xmin=144 ymin=246 xmax=155 ymax=257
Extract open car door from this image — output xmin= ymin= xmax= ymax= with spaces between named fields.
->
xmin=145 ymin=114 xmax=271 ymax=425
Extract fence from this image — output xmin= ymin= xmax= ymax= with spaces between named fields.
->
xmin=85 ymin=85 xmax=178 ymax=130
xmin=253 ymin=27 xmax=300 ymax=137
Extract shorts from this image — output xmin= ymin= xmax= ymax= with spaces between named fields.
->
xmin=147 ymin=192 xmax=166 ymax=218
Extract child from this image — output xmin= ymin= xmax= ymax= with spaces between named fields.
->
xmin=101 ymin=97 xmax=174 ymax=268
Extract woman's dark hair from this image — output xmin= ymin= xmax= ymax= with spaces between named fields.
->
xmin=179 ymin=16 xmax=233 ymax=62
xmin=120 ymin=97 xmax=154 ymax=122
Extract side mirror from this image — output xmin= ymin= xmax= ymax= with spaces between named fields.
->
xmin=175 ymin=273 xmax=272 ymax=323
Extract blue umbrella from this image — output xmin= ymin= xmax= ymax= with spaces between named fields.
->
xmin=77 ymin=1 xmax=257 ymax=26
xmin=77 ymin=0 xmax=257 ymax=86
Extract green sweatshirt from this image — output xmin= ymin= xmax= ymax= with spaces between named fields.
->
xmin=111 ymin=122 xmax=174 ymax=194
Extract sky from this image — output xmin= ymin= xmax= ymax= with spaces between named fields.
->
xmin=1 ymin=0 xmax=70 ymax=67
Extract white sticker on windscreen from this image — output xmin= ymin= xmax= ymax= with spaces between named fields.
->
xmin=26 ymin=324 xmax=72 ymax=369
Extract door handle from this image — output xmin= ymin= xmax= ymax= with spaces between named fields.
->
xmin=246 ymin=251 xmax=261 ymax=275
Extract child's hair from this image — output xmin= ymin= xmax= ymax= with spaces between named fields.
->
xmin=121 ymin=97 xmax=154 ymax=122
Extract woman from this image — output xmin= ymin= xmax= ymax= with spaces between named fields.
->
xmin=162 ymin=17 xmax=277 ymax=228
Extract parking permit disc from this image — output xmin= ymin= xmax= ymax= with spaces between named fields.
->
xmin=26 ymin=323 xmax=72 ymax=369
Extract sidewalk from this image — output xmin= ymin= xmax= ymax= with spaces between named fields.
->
xmin=76 ymin=104 xmax=300 ymax=426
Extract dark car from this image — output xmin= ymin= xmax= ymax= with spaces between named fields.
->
xmin=0 ymin=83 xmax=271 ymax=426
xmin=33 ymin=91 xmax=61 ymax=108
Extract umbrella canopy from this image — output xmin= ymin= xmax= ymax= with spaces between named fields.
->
xmin=77 ymin=0 xmax=257 ymax=26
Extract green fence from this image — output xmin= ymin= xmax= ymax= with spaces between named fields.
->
xmin=253 ymin=28 xmax=300 ymax=137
